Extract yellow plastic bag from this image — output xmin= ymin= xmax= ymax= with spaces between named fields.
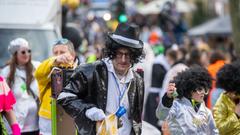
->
xmin=96 ymin=114 xmax=118 ymax=135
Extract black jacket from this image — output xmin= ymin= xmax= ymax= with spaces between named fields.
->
xmin=58 ymin=60 xmax=144 ymax=135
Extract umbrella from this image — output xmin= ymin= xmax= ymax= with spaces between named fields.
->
xmin=188 ymin=15 xmax=231 ymax=36
xmin=137 ymin=0 xmax=167 ymax=15
xmin=175 ymin=0 xmax=196 ymax=13
xmin=137 ymin=0 xmax=195 ymax=15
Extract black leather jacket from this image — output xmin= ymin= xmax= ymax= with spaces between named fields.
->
xmin=58 ymin=60 xmax=144 ymax=135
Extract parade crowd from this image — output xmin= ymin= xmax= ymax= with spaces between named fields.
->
xmin=1 ymin=3 xmax=240 ymax=135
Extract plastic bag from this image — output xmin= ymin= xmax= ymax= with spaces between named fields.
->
xmin=96 ymin=114 xmax=118 ymax=135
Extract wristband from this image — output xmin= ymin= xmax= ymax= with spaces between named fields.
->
xmin=11 ymin=123 xmax=21 ymax=135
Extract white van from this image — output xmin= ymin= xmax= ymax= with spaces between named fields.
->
xmin=0 ymin=0 xmax=62 ymax=67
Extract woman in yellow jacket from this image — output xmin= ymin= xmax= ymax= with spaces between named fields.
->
xmin=35 ymin=39 xmax=76 ymax=135
xmin=213 ymin=60 xmax=240 ymax=135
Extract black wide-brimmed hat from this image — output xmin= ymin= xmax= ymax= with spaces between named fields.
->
xmin=108 ymin=23 xmax=143 ymax=49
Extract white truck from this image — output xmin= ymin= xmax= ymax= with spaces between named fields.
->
xmin=0 ymin=0 xmax=62 ymax=67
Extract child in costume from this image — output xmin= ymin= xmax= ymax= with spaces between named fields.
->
xmin=213 ymin=61 xmax=240 ymax=134
xmin=156 ymin=66 xmax=219 ymax=134
xmin=0 ymin=76 xmax=20 ymax=135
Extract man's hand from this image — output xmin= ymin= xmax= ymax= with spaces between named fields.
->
xmin=166 ymin=83 xmax=177 ymax=98
xmin=85 ymin=107 xmax=106 ymax=121
xmin=55 ymin=52 xmax=74 ymax=65
xmin=235 ymin=103 xmax=240 ymax=117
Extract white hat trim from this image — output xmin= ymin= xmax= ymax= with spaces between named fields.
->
xmin=10 ymin=38 xmax=29 ymax=48
xmin=112 ymin=34 xmax=139 ymax=45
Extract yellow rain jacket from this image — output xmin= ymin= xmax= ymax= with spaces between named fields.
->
xmin=35 ymin=57 xmax=57 ymax=119
xmin=213 ymin=92 xmax=240 ymax=135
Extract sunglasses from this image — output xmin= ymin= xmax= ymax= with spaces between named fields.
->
xmin=53 ymin=38 xmax=69 ymax=45
xmin=116 ymin=51 xmax=130 ymax=59
xmin=195 ymin=87 xmax=209 ymax=95
xmin=19 ymin=49 xmax=31 ymax=55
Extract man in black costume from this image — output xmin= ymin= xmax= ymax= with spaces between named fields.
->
xmin=58 ymin=23 xmax=145 ymax=135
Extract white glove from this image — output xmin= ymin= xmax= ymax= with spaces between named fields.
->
xmin=85 ymin=107 xmax=106 ymax=121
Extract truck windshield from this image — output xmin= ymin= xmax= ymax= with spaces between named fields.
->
xmin=0 ymin=28 xmax=58 ymax=67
